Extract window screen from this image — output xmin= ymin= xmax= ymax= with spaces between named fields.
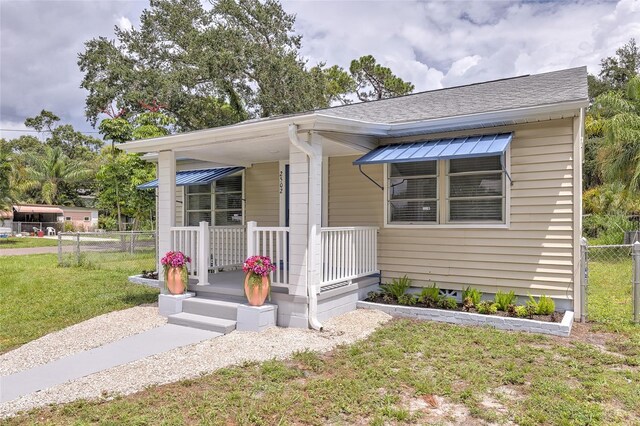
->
xmin=447 ymin=155 xmax=504 ymax=222
xmin=388 ymin=161 xmax=438 ymax=223
xmin=185 ymin=173 xmax=243 ymax=226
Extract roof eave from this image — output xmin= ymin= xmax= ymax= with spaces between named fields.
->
xmin=386 ymin=99 xmax=588 ymax=136
xmin=120 ymin=113 xmax=390 ymax=154
xmin=121 ymin=99 xmax=588 ymax=154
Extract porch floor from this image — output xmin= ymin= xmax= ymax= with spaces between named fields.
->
xmin=189 ymin=270 xmax=289 ymax=300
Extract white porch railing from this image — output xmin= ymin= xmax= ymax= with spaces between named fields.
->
xmin=169 ymin=222 xmax=209 ymax=283
xmin=247 ymin=221 xmax=289 ymax=286
xmin=321 ymin=226 xmax=378 ymax=286
xmin=169 ymin=222 xmax=378 ymax=288
xmin=210 ymin=226 xmax=245 ymax=270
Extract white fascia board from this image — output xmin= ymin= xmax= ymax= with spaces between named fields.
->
xmin=121 ymin=99 xmax=588 ymax=154
xmin=121 ymin=114 xmax=389 ymax=154
xmin=387 ymin=100 xmax=588 ymax=136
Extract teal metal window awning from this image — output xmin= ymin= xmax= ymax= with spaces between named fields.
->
xmin=353 ymin=133 xmax=513 ymax=165
xmin=137 ymin=167 xmax=244 ymax=189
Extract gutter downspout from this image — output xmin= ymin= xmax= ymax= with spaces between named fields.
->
xmin=288 ymin=124 xmax=323 ymax=331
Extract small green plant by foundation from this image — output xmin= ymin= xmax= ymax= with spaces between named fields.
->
xmin=380 ymin=275 xmax=411 ymax=300
xmin=438 ymin=297 xmax=457 ymax=310
xmin=494 ymin=291 xmax=516 ymax=311
xmin=367 ymin=291 xmax=380 ymax=301
xmin=417 ymin=283 xmax=440 ymax=306
xmin=398 ymin=294 xmax=417 ymax=306
xmin=506 ymin=304 xmax=517 ymax=317
xmin=462 ymin=286 xmax=482 ymax=306
xmin=477 ymin=301 xmax=498 ymax=315
xmin=514 ymin=305 xmax=529 ymax=318
xmin=535 ymin=295 xmax=555 ymax=315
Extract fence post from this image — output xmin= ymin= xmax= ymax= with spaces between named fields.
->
xmin=246 ymin=221 xmax=257 ymax=258
xmin=633 ymin=241 xmax=640 ymax=324
xmin=76 ymin=233 xmax=81 ymax=265
xmin=197 ymin=221 xmax=210 ymax=286
xmin=580 ymin=237 xmax=588 ymax=323
xmin=57 ymin=232 xmax=62 ymax=265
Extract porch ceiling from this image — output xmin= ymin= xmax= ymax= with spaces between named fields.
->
xmin=173 ymin=132 xmax=372 ymax=167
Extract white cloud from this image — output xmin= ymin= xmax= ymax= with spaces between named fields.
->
xmin=118 ymin=16 xmax=133 ymax=31
xmin=1 ymin=0 xmax=639 ymax=136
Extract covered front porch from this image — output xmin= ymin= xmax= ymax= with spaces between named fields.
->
xmin=142 ymin=123 xmax=382 ymax=328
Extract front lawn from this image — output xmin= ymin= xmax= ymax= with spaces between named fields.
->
xmin=0 ymin=254 xmax=158 ymax=353
xmin=6 ymin=318 xmax=639 ymax=425
xmin=0 ymin=237 xmax=59 ymax=249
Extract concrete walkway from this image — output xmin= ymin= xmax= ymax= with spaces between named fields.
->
xmin=0 ymin=325 xmax=219 ymax=403
xmin=0 ymin=246 xmax=59 ymax=256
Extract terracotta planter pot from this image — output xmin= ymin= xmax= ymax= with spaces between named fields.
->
xmin=244 ymin=273 xmax=270 ymax=306
xmin=166 ymin=266 xmax=186 ymax=295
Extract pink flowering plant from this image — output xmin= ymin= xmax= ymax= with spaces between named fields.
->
xmin=243 ymin=255 xmax=277 ymax=299
xmin=161 ymin=251 xmax=191 ymax=292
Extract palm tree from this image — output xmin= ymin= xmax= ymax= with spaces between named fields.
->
xmin=592 ymin=76 xmax=640 ymax=191
xmin=21 ymin=146 xmax=93 ymax=205
xmin=0 ymin=145 xmax=13 ymax=210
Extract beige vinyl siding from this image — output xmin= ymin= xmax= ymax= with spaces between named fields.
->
xmin=327 ymin=118 xmax=576 ymax=301
xmin=328 ymin=156 xmax=383 ymax=227
xmin=175 ymin=186 xmax=184 ymax=226
xmin=245 ymin=162 xmax=279 ymax=226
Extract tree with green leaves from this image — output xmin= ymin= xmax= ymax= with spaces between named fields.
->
xmin=588 ymin=38 xmax=639 ymax=100
xmin=96 ymin=110 xmax=174 ymax=230
xmin=591 ymin=75 xmax=640 ymax=191
xmin=20 ymin=146 xmax=94 ymax=205
xmin=0 ymin=142 xmax=13 ymax=210
xmin=78 ymin=0 xmax=414 ymax=131
xmin=349 ymin=55 xmax=415 ymax=102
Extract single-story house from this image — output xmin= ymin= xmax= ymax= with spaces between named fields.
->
xmin=125 ymin=67 xmax=587 ymax=331
xmin=4 ymin=204 xmax=99 ymax=233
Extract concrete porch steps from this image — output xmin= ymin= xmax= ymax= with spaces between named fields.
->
xmin=182 ymin=297 xmax=241 ymax=320
xmin=168 ymin=297 xmax=244 ymax=334
xmin=168 ymin=312 xmax=237 ymax=334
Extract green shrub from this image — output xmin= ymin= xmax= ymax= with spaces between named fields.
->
xmin=417 ymin=283 xmax=440 ymax=306
xmin=582 ymin=213 xmax=634 ymax=245
xmin=514 ymin=305 xmax=529 ymax=318
xmin=476 ymin=301 xmax=498 ymax=315
xmin=535 ymin=295 xmax=555 ymax=315
xmin=397 ymin=294 xmax=416 ymax=306
xmin=380 ymin=275 xmax=411 ymax=300
xmin=494 ymin=291 xmax=516 ymax=311
xmin=438 ymin=297 xmax=457 ymax=310
xmin=462 ymin=286 xmax=482 ymax=306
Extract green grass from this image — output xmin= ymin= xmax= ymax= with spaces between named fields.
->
xmin=2 ymin=256 xmax=640 ymax=424
xmin=4 ymin=319 xmax=639 ymax=425
xmin=0 ymin=253 xmax=158 ymax=353
xmin=0 ymin=237 xmax=59 ymax=249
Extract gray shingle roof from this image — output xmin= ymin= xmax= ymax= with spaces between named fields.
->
xmin=316 ymin=66 xmax=587 ymax=124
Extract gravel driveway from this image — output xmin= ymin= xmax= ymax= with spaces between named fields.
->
xmin=0 ymin=307 xmax=391 ymax=418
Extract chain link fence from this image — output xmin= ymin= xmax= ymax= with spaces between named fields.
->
xmin=57 ymin=231 xmax=157 ymax=273
xmin=582 ymin=241 xmax=639 ymax=324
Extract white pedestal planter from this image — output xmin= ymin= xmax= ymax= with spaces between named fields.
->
xmin=159 ymin=292 xmax=195 ymax=317
xmin=236 ymin=304 xmax=278 ymax=332
xmin=356 ymin=301 xmax=574 ymax=337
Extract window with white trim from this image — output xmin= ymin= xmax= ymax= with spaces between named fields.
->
xmin=387 ymin=155 xmax=505 ymax=225
xmin=447 ymin=156 xmax=504 ymax=223
xmin=185 ymin=174 xmax=243 ymax=226
xmin=388 ymin=161 xmax=438 ymax=223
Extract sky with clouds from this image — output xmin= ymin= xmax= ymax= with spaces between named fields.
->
xmin=0 ymin=0 xmax=638 ymax=140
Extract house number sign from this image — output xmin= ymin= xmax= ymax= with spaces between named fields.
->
xmin=279 ymin=170 xmax=284 ymax=194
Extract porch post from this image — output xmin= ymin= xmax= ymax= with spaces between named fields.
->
xmin=157 ymin=150 xmax=176 ymax=290
xmin=287 ymin=130 xmax=323 ymax=328
xmin=197 ymin=221 xmax=210 ymax=285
